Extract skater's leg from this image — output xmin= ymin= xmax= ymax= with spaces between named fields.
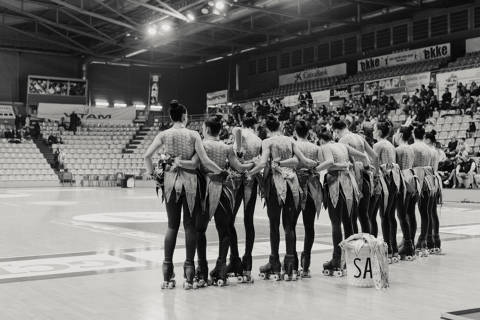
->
xmin=351 ymin=202 xmax=359 ymax=234
xmin=417 ymin=190 xmax=430 ymax=246
xmin=388 ymin=191 xmax=399 ymax=254
xmin=229 ymin=184 xmax=244 ymax=259
xmin=369 ymin=193 xmax=380 ymax=237
xmin=243 ymin=182 xmax=257 ymax=257
xmin=183 ymin=195 xmax=199 ymax=264
xmin=407 ymin=193 xmax=418 ymax=242
xmin=193 ymin=197 xmax=209 ymax=262
xmin=431 ymin=193 xmax=440 ymax=238
xmin=358 ymin=176 xmax=371 ymax=233
xmin=302 ymin=195 xmax=316 ymax=254
xmin=214 ymin=194 xmax=232 ymax=263
xmin=281 ymin=188 xmax=298 ymax=255
xmin=396 ymin=192 xmax=411 ymax=242
xmin=266 ymin=186 xmax=282 ymax=257
xmin=327 ymin=194 xmax=343 ymax=260
xmin=340 ymin=194 xmax=353 ymax=240
xmin=164 ymin=193 xmax=182 ymax=262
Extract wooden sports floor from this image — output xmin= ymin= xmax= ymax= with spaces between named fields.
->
xmin=0 ymin=187 xmax=479 ymax=320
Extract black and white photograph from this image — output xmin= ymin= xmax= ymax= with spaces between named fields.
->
xmin=0 ymin=1 xmax=480 ymax=320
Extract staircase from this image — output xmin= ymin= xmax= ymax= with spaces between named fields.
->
xmin=33 ymin=137 xmax=60 ymax=179
xmin=124 ymin=123 xmax=148 ymax=154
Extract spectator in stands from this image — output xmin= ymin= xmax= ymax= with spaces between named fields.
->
xmin=69 ymin=111 xmax=81 ymax=134
xmin=24 ymin=115 xmax=31 ymax=128
xmin=442 ymin=88 xmax=452 ymax=110
xmin=470 ymin=81 xmax=479 ymax=96
xmin=455 ymin=152 xmax=477 ymax=188
xmin=467 ymin=121 xmax=477 ymax=138
xmin=305 ymin=91 xmax=313 ymax=108
xmin=54 ymin=148 xmax=65 ymax=170
xmin=387 ymin=96 xmax=398 ymax=111
xmin=420 ymin=84 xmax=428 ymax=99
xmin=298 ymin=92 xmax=306 ymax=107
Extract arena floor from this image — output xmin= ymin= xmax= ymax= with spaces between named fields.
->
xmin=0 ymin=187 xmax=479 ymax=320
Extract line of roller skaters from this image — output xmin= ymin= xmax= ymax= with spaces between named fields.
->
xmin=144 ymin=101 xmax=443 ymax=290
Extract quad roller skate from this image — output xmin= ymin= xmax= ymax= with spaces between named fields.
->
xmin=322 ymin=258 xmax=345 ymax=277
xmin=398 ymin=240 xmax=415 ymax=261
xmin=433 ymin=235 xmax=442 ymax=255
xmin=161 ymin=261 xmax=176 ymax=289
xmin=300 ymin=251 xmax=311 ymax=278
xmin=183 ymin=261 xmax=195 ymax=290
xmin=194 ymin=260 xmax=209 ymax=288
xmin=427 ymin=237 xmax=436 ymax=255
xmin=282 ymin=254 xmax=299 ymax=281
xmin=258 ymin=255 xmax=281 ymax=281
xmin=241 ymin=255 xmax=254 ymax=283
xmin=387 ymin=246 xmax=400 ymax=264
xmin=225 ymin=256 xmax=244 ymax=283
xmin=209 ymin=259 xmax=227 ymax=287
xmin=415 ymin=239 xmax=429 ymax=258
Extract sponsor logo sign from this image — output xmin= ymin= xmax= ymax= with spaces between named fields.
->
xmin=0 ymin=105 xmax=15 ymax=120
xmin=37 ymin=103 xmax=136 ymax=122
xmin=206 ymin=89 xmax=228 ymax=106
xmin=279 ymin=63 xmax=346 ymax=86
xmin=358 ymin=43 xmax=450 ymax=71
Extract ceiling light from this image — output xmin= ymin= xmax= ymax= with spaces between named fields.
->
xmin=186 ymin=12 xmax=195 ymax=21
xmin=212 ymin=9 xmax=220 ymax=15
xmin=95 ymin=100 xmax=109 ymax=107
xmin=215 ymin=1 xmax=225 ymax=10
xmin=201 ymin=7 xmax=209 ymax=14
xmin=146 ymin=25 xmax=157 ymax=36
xmin=208 ymin=1 xmax=214 ymax=6
xmin=114 ymin=102 xmax=127 ymax=108
xmin=206 ymin=56 xmax=224 ymax=63
xmin=125 ymin=49 xmax=148 ymax=58
xmin=160 ymin=23 xmax=172 ymax=32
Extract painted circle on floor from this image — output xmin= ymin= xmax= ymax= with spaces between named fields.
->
xmin=73 ymin=211 xmax=168 ymax=223
xmin=0 ymin=193 xmax=30 ymax=199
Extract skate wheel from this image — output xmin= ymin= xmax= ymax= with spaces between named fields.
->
xmin=406 ymin=256 xmax=413 ymax=261
xmin=192 ymin=282 xmax=199 ymax=290
xmin=322 ymin=270 xmax=331 ymax=276
xmin=283 ymin=274 xmax=290 ymax=281
xmin=237 ymin=276 xmax=244 ymax=282
xmin=258 ymin=273 xmax=266 ymax=280
xmin=393 ymin=257 xmax=399 ymax=263
xmin=292 ymin=274 xmax=298 ymax=281
xmin=271 ymin=274 xmax=279 ymax=281
xmin=183 ymin=282 xmax=192 ymax=290
xmin=333 ymin=270 xmax=343 ymax=277
xmin=387 ymin=258 xmax=392 ymax=264
xmin=217 ymin=279 xmax=225 ymax=286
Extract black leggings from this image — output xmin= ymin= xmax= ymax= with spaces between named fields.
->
xmin=302 ymin=194 xmax=316 ymax=255
xmin=326 ymin=189 xmax=353 ymax=260
xmin=352 ymin=175 xmax=371 ymax=234
xmin=369 ymin=192 xmax=380 ymax=238
xmin=164 ymin=190 xmax=201 ymax=264
xmin=266 ymin=185 xmax=299 ymax=257
xmin=417 ymin=189 xmax=433 ymax=243
xmin=427 ymin=192 xmax=440 ymax=241
xmin=396 ymin=191 xmax=417 ymax=242
xmin=380 ymin=178 xmax=399 ymax=253
xmin=230 ymin=181 xmax=257 ymax=258
xmin=212 ymin=191 xmax=233 ymax=263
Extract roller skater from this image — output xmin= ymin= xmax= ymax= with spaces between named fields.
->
xmin=282 ymin=254 xmax=299 ymax=281
xmin=373 ymin=122 xmax=401 ymax=264
xmin=259 ymin=255 xmax=281 ymax=281
xmin=294 ymin=120 xmax=336 ymax=278
xmin=201 ymin=116 xmax=254 ymax=287
xmin=411 ymin=126 xmax=435 ymax=258
xmin=317 ymin=128 xmax=369 ymax=278
xmin=144 ymin=101 xmax=222 ymax=290
xmin=194 ymin=259 xmax=209 ymax=288
xmin=161 ymin=261 xmax=176 ymax=289
xmin=229 ymin=112 xmax=262 ymax=283
xmin=425 ymin=132 xmax=442 ymax=255
xmin=395 ymin=126 xmax=417 ymax=261
xmin=333 ymin=120 xmax=377 ymax=235
xmin=247 ymin=115 xmax=314 ymax=282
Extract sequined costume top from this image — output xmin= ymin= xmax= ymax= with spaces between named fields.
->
xmin=202 ymin=139 xmax=235 ymax=218
xmin=396 ymin=144 xmax=417 ymax=198
xmin=411 ymin=141 xmax=434 ymax=194
xmin=263 ymin=135 xmax=301 ymax=208
xmin=159 ymin=128 xmax=198 ymax=214
xmin=323 ymin=142 xmax=359 ymax=215
xmin=295 ymin=140 xmax=323 ymax=214
xmin=339 ymin=132 xmax=373 ymax=198
xmin=238 ymin=129 xmax=262 ymax=161
xmin=374 ymin=139 xmax=401 ymax=210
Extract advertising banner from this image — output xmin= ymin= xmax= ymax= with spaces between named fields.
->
xmin=436 ymin=67 xmax=480 ymax=98
xmin=330 ymin=86 xmax=350 ymax=99
xmin=37 ymin=103 xmax=136 ymax=122
xmin=279 ymin=63 xmax=346 ymax=86
xmin=0 ymin=105 xmax=15 ymax=120
xmin=27 ymin=76 xmax=86 ymax=96
xmin=149 ymin=74 xmax=161 ymax=107
xmin=349 ymin=83 xmax=364 ymax=96
xmin=466 ymin=36 xmax=480 ymax=54
xmin=311 ymin=90 xmax=331 ymax=103
xmin=358 ymin=43 xmax=450 ymax=72
xmin=401 ymin=72 xmax=432 ymax=94
xmin=364 ymin=76 xmax=405 ymax=95
xmin=206 ymin=89 xmax=228 ymax=106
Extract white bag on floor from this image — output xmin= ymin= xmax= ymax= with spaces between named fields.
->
xmin=340 ymin=233 xmax=389 ymax=289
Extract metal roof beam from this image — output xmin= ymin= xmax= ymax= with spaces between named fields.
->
xmin=124 ymin=0 xmax=188 ymax=21
xmin=89 ymin=0 xmax=140 ymax=27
